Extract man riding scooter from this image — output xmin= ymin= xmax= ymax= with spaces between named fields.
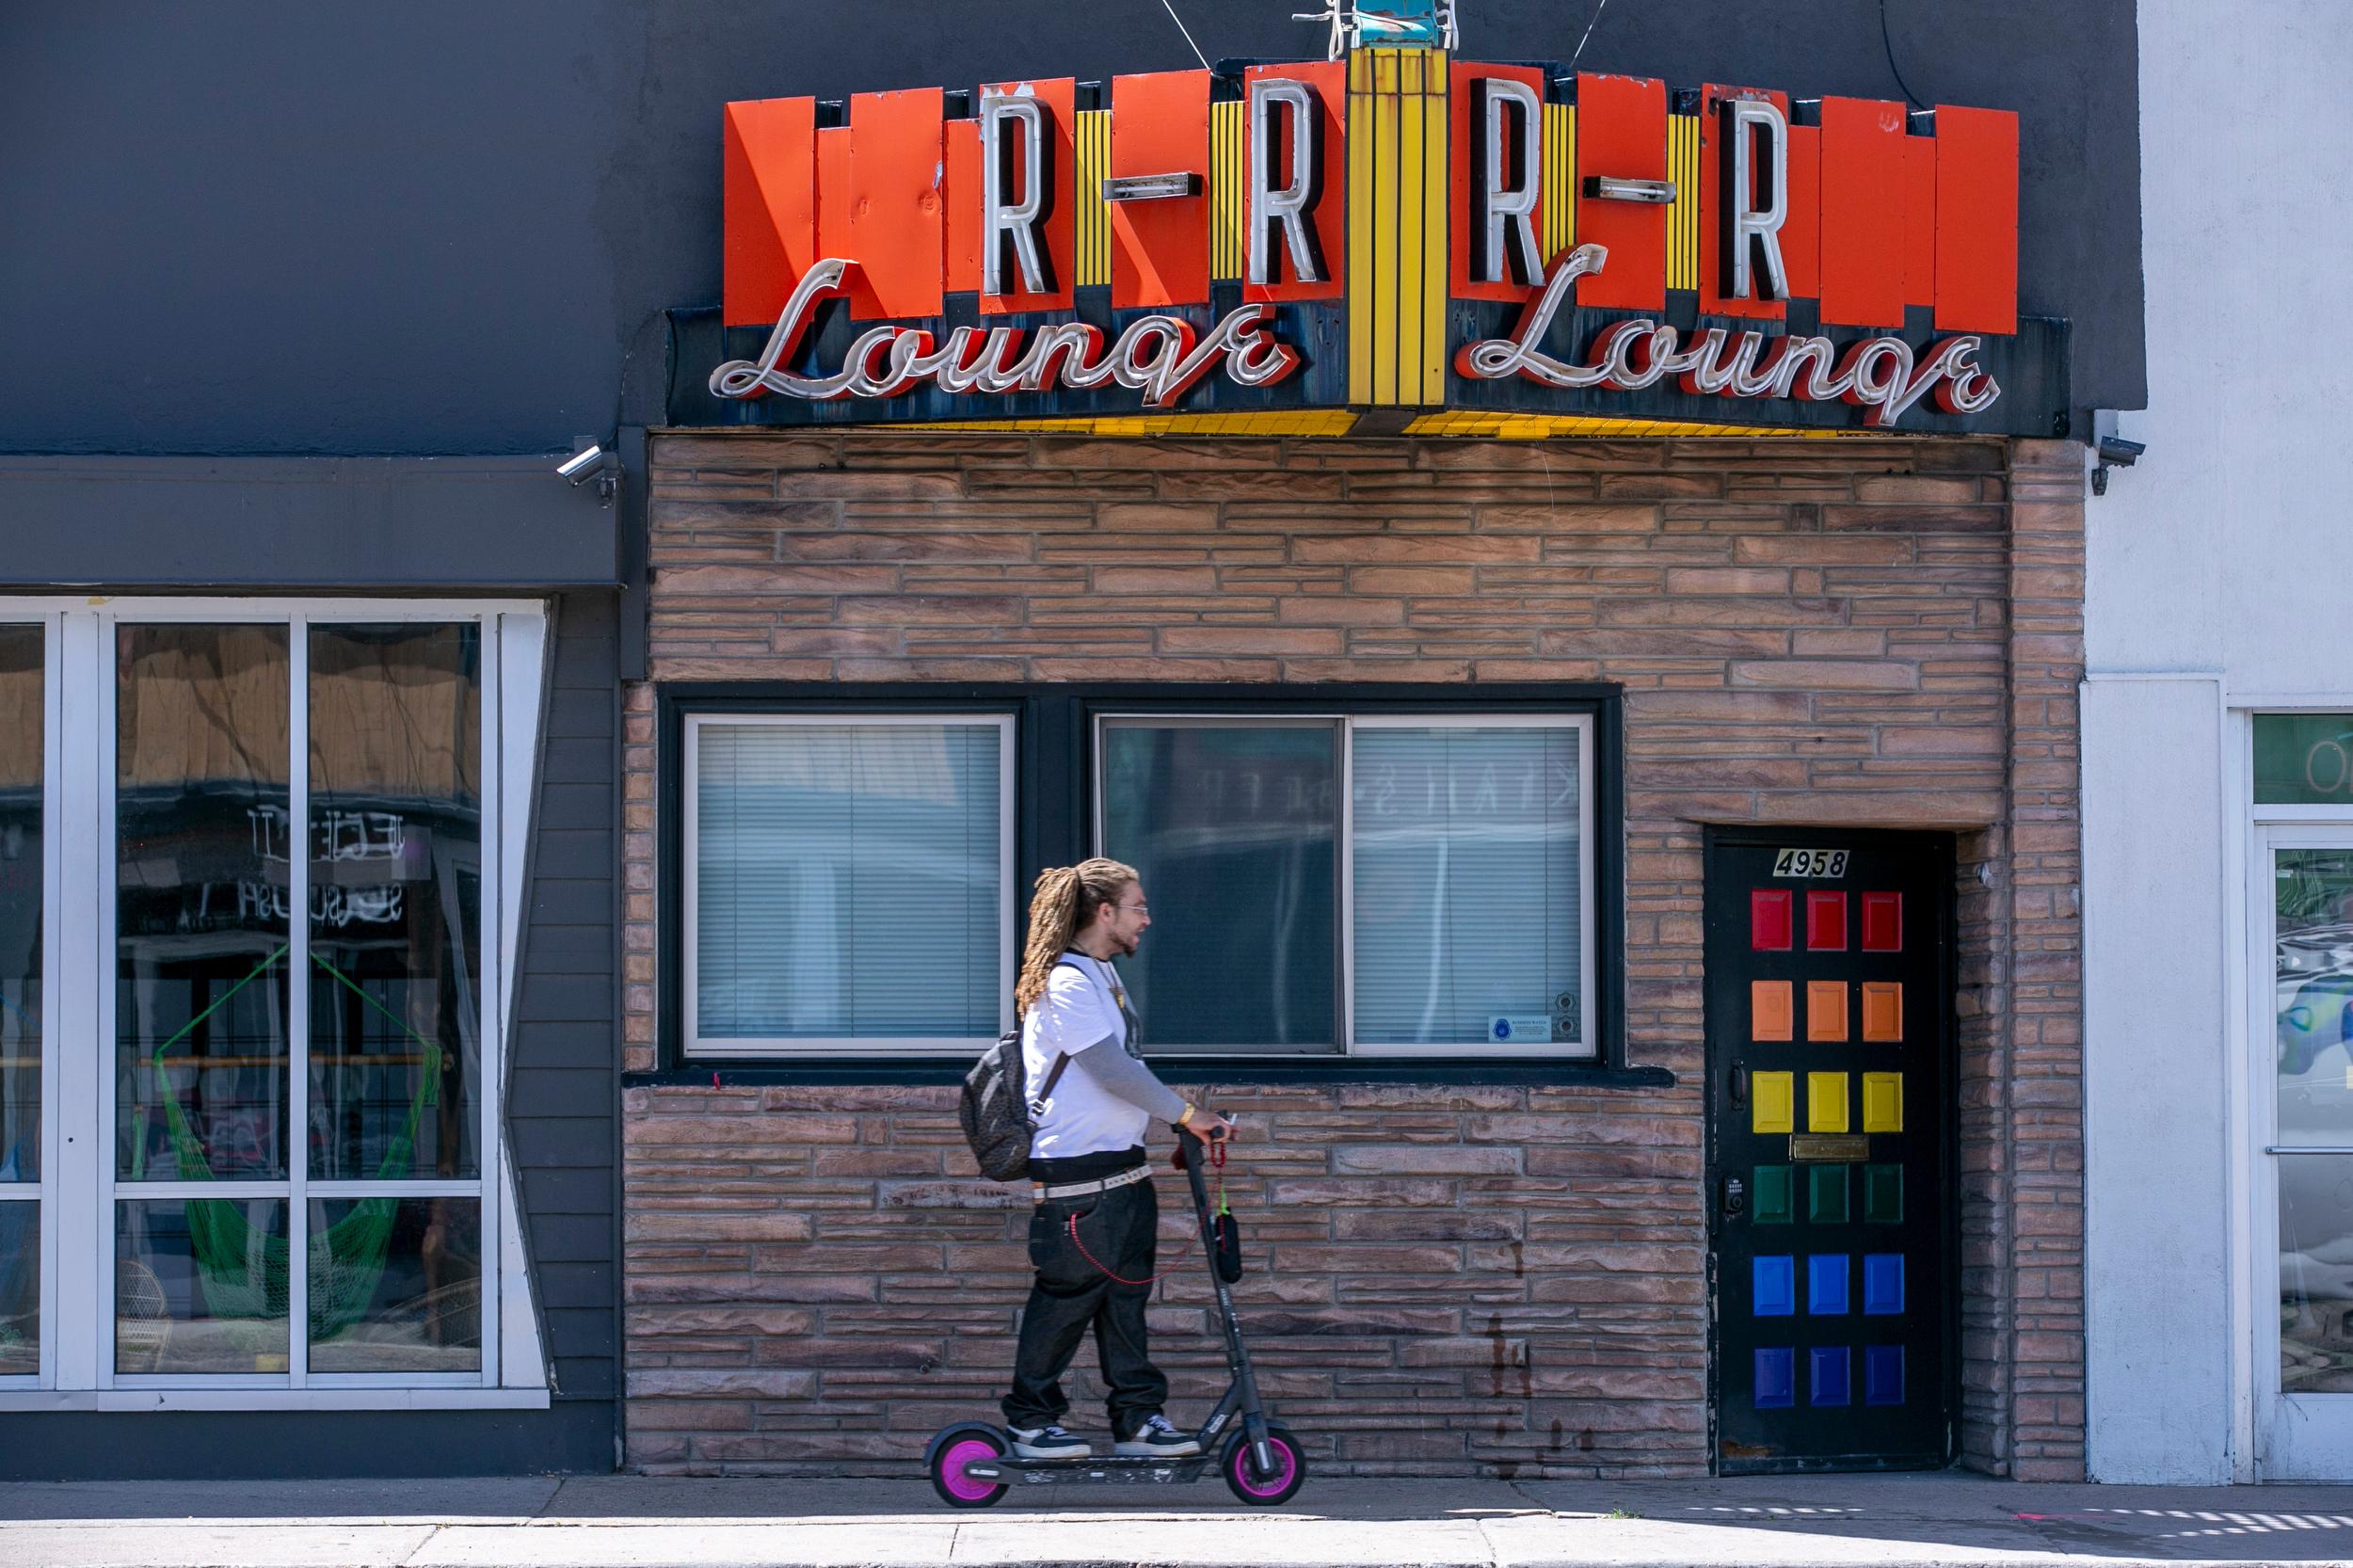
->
xmin=1000 ymin=857 xmax=1235 ymax=1463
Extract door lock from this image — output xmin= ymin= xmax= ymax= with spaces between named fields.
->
xmin=1721 ymin=1173 xmax=1747 ymax=1220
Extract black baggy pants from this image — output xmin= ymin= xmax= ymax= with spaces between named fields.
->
xmin=1001 ymin=1159 xmax=1168 ymax=1439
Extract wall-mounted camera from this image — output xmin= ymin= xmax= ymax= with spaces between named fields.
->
xmin=556 ymin=441 xmax=619 ymax=504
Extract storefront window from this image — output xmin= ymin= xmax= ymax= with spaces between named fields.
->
xmin=307 ymin=624 xmax=482 ymax=1183
xmin=2274 ymin=846 xmax=2353 ymax=1391
xmin=1351 ymin=720 xmax=1588 ymax=1051
xmin=117 ymin=625 xmax=293 ymax=1184
xmin=1098 ymin=712 xmax=1593 ymax=1058
xmin=1100 ymin=720 xmax=1339 ymax=1051
xmin=685 ymin=715 xmax=1012 ymax=1054
xmin=104 ymin=618 xmax=498 ymax=1379
xmin=0 ymin=624 xmax=40 ymax=1378
xmin=0 ymin=600 xmax=543 ymax=1398
xmin=2257 ymin=714 xmax=2353 ymax=806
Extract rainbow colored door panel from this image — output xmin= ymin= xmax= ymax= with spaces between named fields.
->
xmin=1705 ymin=830 xmax=1951 ymax=1472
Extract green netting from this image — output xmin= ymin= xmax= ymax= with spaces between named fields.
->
xmin=149 ymin=944 xmax=445 ymax=1340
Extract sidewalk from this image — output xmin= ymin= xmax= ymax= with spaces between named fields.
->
xmin=8 ymin=1473 xmax=2353 ymax=1568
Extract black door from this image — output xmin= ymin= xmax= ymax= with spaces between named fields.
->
xmin=1705 ymin=828 xmax=1955 ymax=1472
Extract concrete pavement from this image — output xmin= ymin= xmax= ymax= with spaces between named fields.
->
xmin=8 ymin=1473 xmax=2353 ymax=1567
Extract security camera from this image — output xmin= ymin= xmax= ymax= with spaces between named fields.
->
xmin=556 ymin=444 xmax=604 ymax=484
xmin=2089 ymin=411 xmax=2144 ymax=496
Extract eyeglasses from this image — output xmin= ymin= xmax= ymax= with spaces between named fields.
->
xmin=1112 ymin=902 xmax=1150 ymax=917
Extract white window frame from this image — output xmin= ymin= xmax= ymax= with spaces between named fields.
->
xmin=2244 ymin=704 xmax=2353 ymax=1477
xmin=681 ymin=712 xmax=1017 ymax=1059
xmin=0 ymin=597 xmax=552 ymax=1412
xmin=1091 ymin=710 xmax=1597 ymax=1060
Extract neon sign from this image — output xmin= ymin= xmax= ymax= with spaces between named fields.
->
xmin=711 ymin=259 xmax=1298 ymax=407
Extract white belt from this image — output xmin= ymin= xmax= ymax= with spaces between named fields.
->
xmin=1032 ymin=1163 xmax=1151 ymax=1203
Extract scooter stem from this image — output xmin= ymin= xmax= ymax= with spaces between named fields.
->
xmin=1176 ymin=1126 xmax=1275 ymax=1479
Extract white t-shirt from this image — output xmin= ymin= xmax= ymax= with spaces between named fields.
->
xmin=1024 ymin=953 xmax=1145 ymax=1160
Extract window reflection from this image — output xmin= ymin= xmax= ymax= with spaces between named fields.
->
xmin=116 ymin=1198 xmax=289 ymax=1374
xmin=117 ymin=626 xmax=290 ymax=1182
xmin=308 ymin=626 xmax=480 ymax=1180
xmin=0 ymin=1203 xmax=33 ymax=1374
xmin=0 ymin=626 xmax=40 ymax=1186
xmin=1101 ymin=722 xmax=1338 ymax=1049
xmin=308 ymin=1197 xmax=480 ymax=1372
xmin=2281 ymin=1155 xmax=2353 ymax=1392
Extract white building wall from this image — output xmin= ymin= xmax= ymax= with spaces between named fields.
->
xmin=2085 ymin=0 xmax=2353 ymax=1483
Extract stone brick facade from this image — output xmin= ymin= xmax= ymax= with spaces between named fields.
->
xmin=619 ymin=431 xmax=2085 ymax=1478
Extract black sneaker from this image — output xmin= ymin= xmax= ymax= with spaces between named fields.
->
xmin=1114 ymin=1413 xmax=1202 ymax=1457
xmin=1008 ymin=1423 xmax=1090 ymax=1460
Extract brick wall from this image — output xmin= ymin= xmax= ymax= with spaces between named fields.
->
xmin=620 ymin=431 xmax=2086 ymax=1478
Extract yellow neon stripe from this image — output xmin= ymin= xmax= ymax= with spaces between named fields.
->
xmin=1347 ymin=53 xmax=1376 ymax=404
xmin=1395 ymin=52 xmax=1424 ymax=406
xmin=1419 ymin=55 xmax=1447 ymax=405
xmin=1075 ymin=109 xmax=1111 ymax=288
xmin=1668 ymin=113 xmax=1700 ymax=292
xmin=1209 ymin=99 xmax=1244 ymax=281
xmin=1543 ymin=103 xmax=1575 ymax=260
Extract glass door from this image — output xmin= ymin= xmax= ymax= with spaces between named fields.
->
xmin=2257 ymin=827 xmax=2353 ymax=1477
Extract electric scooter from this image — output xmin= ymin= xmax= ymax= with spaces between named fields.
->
xmin=925 ymin=1126 xmax=1307 ymax=1508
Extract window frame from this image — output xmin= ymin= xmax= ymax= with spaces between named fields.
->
xmin=654 ymin=682 xmax=1643 ymax=1085
xmin=680 ymin=710 xmax=1018 ymax=1059
xmin=1089 ymin=710 xmax=1597 ymax=1060
xmin=0 ymin=595 xmax=550 ymax=1406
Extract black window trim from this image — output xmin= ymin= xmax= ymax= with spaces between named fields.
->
xmin=634 ymin=680 xmax=1670 ymax=1091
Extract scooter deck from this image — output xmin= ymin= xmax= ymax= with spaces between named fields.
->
xmin=965 ymin=1449 xmax=1216 ymax=1486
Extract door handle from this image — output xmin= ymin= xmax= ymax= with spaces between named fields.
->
xmin=1729 ymin=1062 xmax=1749 ymax=1108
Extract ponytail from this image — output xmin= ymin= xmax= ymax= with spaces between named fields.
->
xmin=1016 ymin=857 xmax=1138 ymax=1016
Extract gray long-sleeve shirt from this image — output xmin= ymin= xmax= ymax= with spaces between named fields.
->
xmin=1067 ymin=1033 xmax=1187 ymax=1124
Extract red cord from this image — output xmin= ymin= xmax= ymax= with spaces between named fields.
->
xmin=1065 ymin=1140 xmax=1225 ymax=1287
xmin=1066 ymin=1209 xmax=1194 ymax=1286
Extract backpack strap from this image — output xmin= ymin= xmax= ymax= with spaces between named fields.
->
xmin=1030 ymin=953 xmax=1091 ymax=1106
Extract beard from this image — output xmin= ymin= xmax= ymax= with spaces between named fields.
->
xmin=1113 ymin=929 xmax=1142 ymax=957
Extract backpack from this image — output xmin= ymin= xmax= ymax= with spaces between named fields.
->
xmin=958 ymin=956 xmax=1082 ymax=1182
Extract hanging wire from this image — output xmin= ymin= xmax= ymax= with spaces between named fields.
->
xmin=1569 ymin=0 xmax=1609 ymax=71
xmin=1878 ymin=0 xmax=1930 ymax=111
xmin=1159 ymin=0 xmax=1212 ymax=71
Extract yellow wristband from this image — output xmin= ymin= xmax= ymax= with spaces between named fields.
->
xmin=1178 ymin=1103 xmax=1196 ymax=1127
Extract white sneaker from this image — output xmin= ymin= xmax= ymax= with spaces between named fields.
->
xmin=1114 ymin=1413 xmax=1202 ymax=1457
xmin=1009 ymin=1423 xmax=1090 ymax=1459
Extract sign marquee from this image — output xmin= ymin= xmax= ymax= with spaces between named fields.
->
xmin=680 ymin=49 xmax=2067 ymax=437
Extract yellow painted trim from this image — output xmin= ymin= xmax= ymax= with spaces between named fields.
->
xmin=1401 ymin=411 xmax=1853 ymax=440
xmin=1398 ymin=57 xmax=1425 ymax=405
xmin=1371 ymin=53 xmax=1401 ymax=405
xmin=1418 ymin=55 xmax=1448 ymax=405
xmin=1347 ymin=62 xmax=1376 ymax=404
xmin=907 ymin=411 xmax=1363 ymax=437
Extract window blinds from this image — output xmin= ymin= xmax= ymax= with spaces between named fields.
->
xmin=694 ymin=721 xmax=1001 ymax=1043
xmin=1350 ymin=725 xmax=1583 ymax=1047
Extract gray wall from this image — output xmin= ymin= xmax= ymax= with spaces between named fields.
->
xmin=0 ymin=0 xmax=2143 ymax=460
xmin=509 ymin=592 xmax=622 ymax=1416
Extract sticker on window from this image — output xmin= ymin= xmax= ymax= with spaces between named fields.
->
xmin=1489 ymin=1015 xmax=1557 ymax=1044
xmin=1772 ymin=849 xmax=1849 ymax=878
